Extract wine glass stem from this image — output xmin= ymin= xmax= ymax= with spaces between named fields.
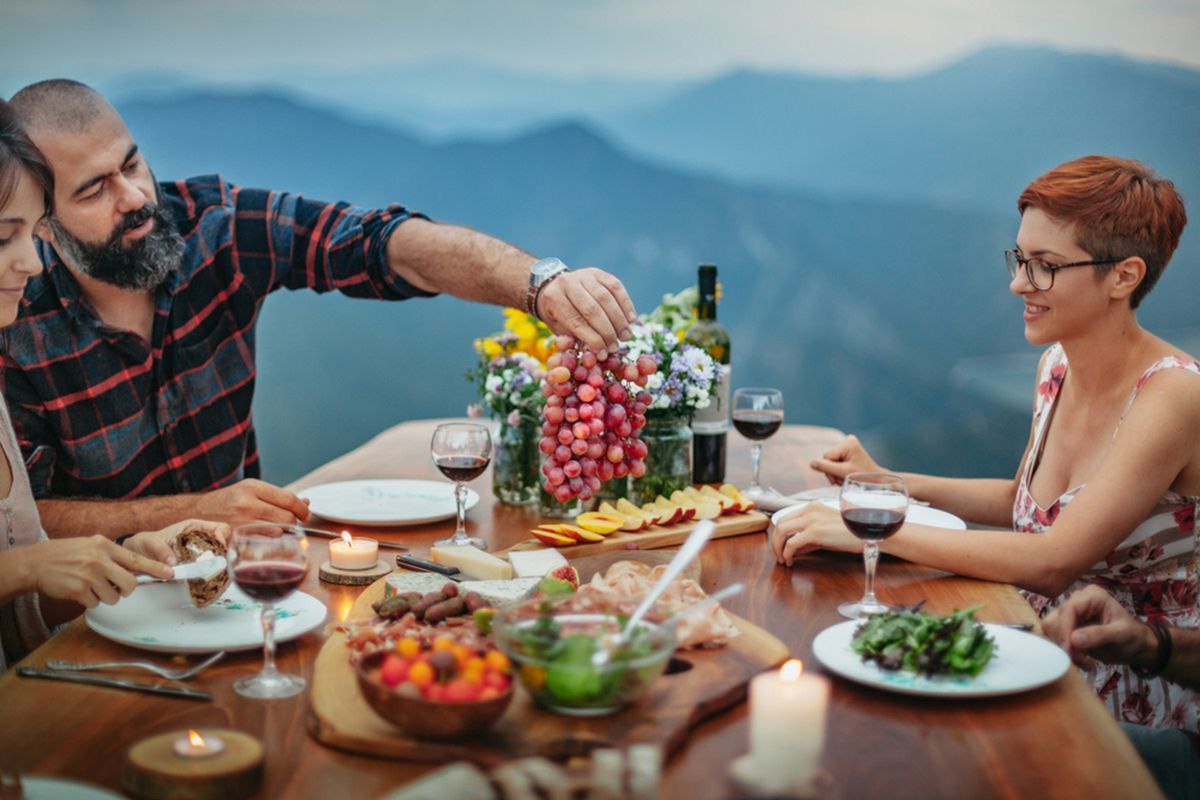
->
xmin=453 ymin=481 xmax=468 ymax=541
xmin=862 ymin=541 xmax=880 ymax=605
xmin=750 ymin=442 xmax=763 ymax=489
xmin=259 ymin=602 xmax=278 ymax=678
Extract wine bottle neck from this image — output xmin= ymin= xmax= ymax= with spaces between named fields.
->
xmin=697 ymin=266 xmax=718 ymax=321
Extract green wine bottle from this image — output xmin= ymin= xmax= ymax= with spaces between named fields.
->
xmin=684 ymin=264 xmax=730 ymax=484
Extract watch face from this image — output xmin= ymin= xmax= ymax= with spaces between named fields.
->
xmin=532 ymin=258 xmax=565 ymax=282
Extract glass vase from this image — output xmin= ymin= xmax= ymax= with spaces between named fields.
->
xmin=493 ymin=418 xmax=540 ymax=505
xmin=630 ymin=416 xmax=693 ymax=506
xmin=538 ymin=483 xmax=587 ymax=518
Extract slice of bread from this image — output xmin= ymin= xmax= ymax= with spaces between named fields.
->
xmin=170 ymin=526 xmax=229 ymax=608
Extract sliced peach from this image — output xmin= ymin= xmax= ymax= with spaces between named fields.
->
xmin=575 ymin=512 xmax=625 ymax=535
xmin=546 ymin=524 xmax=605 ymax=543
xmin=530 ymin=529 xmax=576 ymax=547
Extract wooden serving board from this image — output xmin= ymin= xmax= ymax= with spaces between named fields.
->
xmin=500 ymin=510 xmax=770 ymax=560
xmin=307 ymin=565 xmax=787 ymax=766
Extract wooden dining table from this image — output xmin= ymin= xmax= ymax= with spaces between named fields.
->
xmin=0 ymin=419 xmax=1162 ymax=799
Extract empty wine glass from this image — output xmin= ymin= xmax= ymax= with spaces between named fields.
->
xmin=731 ymin=387 xmax=784 ymax=497
xmin=837 ymin=472 xmax=908 ymax=620
xmin=228 ymin=522 xmax=309 ymax=698
xmin=431 ymin=422 xmax=492 ymax=549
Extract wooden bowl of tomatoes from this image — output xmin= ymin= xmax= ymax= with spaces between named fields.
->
xmin=354 ymin=636 xmax=514 ymax=740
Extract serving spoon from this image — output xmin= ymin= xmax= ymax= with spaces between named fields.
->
xmin=593 ymin=519 xmax=716 ymax=666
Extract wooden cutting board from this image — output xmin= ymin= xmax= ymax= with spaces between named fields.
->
xmin=500 ymin=510 xmax=770 ymax=560
xmin=307 ymin=564 xmax=788 ymax=766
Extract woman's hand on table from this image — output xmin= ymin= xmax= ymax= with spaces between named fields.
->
xmin=770 ymin=502 xmax=860 ymax=566
xmin=122 ymin=519 xmax=231 ymax=564
xmin=29 ymin=536 xmax=173 ymax=608
xmin=809 ymin=435 xmax=885 ymax=485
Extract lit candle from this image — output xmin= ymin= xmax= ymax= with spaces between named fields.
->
xmin=328 ymin=531 xmax=379 ymax=570
xmin=173 ymin=729 xmax=225 ymax=759
xmin=747 ymin=659 xmax=830 ymax=794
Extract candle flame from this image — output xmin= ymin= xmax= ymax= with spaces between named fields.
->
xmin=781 ymin=659 xmax=803 ymax=681
xmin=340 ymin=531 xmax=353 ymax=547
xmin=187 ymin=730 xmax=205 ymax=747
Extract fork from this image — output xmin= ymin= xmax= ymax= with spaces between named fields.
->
xmin=47 ymin=650 xmax=225 ymax=680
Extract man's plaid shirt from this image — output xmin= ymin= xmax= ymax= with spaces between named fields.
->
xmin=0 ymin=175 xmax=430 ymax=499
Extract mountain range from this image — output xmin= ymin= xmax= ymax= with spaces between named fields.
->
xmin=108 ymin=46 xmax=1199 ymax=485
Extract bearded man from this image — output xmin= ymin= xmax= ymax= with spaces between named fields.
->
xmin=4 ymin=79 xmax=636 ymax=539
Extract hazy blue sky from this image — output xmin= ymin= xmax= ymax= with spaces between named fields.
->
xmin=2 ymin=0 xmax=1198 ymax=94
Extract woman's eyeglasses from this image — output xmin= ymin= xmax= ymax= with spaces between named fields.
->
xmin=1004 ymin=250 xmax=1123 ymax=291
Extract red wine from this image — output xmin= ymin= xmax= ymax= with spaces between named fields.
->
xmin=234 ymin=561 xmax=307 ymax=602
xmin=436 ymin=455 xmax=490 ymax=482
xmin=841 ymin=508 xmax=905 ymax=541
xmin=732 ymin=409 xmax=783 ymax=441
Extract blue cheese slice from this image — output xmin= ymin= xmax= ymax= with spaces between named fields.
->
xmin=458 ymin=578 xmax=540 ymax=607
xmin=384 ymin=571 xmax=457 ymax=599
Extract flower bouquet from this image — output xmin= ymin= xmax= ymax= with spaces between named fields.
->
xmin=466 ymin=309 xmax=553 ymax=504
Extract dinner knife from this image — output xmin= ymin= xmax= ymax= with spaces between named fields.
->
xmin=394 ymin=554 xmax=463 ymax=581
xmin=299 ymin=527 xmax=409 ymax=551
xmin=16 ymin=667 xmax=213 ymax=701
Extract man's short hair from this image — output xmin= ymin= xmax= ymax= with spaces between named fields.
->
xmin=9 ymin=78 xmax=107 ymax=135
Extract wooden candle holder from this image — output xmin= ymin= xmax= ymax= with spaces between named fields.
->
xmin=318 ymin=558 xmax=393 ymax=586
xmin=123 ymin=729 xmax=263 ymax=800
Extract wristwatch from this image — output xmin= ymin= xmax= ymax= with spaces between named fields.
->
xmin=525 ymin=257 xmax=569 ymax=319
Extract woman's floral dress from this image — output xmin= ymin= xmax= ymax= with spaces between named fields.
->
xmin=1012 ymin=343 xmax=1200 ymax=733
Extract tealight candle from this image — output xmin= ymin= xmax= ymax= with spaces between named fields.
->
xmin=745 ymin=659 xmax=830 ymax=794
xmin=173 ymin=729 xmax=225 ymax=759
xmin=328 ymin=532 xmax=379 ymax=570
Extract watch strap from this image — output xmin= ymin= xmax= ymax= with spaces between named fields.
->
xmin=532 ymin=268 xmax=568 ymax=321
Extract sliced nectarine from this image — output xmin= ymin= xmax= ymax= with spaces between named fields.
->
xmin=530 ymin=529 xmax=576 ymax=547
xmin=575 ymin=512 xmax=625 ymax=535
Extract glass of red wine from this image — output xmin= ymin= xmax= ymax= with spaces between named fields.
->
xmin=837 ymin=472 xmax=908 ymax=620
xmin=228 ymin=522 xmax=310 ymax=699
xmin=731 ymin=387 xmax=784 ymax=497
xmin=431 ymin=421 xmax=493 ymax=549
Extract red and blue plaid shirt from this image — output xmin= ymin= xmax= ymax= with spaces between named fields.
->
xmin=0 ymin=175 xmax=430 ymax=499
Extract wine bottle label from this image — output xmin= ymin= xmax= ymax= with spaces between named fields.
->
xmin=692 ymin=364 xmax=730 ymax=434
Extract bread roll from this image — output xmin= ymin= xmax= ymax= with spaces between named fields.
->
xmin=170 ymin=525 xmax=229 ymax=608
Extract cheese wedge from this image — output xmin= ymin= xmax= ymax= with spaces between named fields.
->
xmin=507 ymin=548 xmax=570 ymax=579
xmin=429 ymin=545 xmax=513 ymax=580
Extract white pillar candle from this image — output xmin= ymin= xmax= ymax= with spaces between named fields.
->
xmin=328 ymin=532 xmax=379 ymax=570
xmin=747 ymin=659 xmax=830 ymax=792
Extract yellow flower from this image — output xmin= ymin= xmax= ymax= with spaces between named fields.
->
xmin=477 ymin=337 xmax=504 ymax=359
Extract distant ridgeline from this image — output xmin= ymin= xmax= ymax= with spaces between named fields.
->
xmin=116 ymin=45 xmax=1199 ymax=483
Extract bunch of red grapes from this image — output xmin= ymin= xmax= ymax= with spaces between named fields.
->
xmin=539 ymin=335 xmax=657 ymax=504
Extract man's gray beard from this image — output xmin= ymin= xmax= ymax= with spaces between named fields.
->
xmin=49 ymin=202 xmax=183 ymax=292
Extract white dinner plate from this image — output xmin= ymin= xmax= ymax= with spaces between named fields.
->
xmin=13 ymin=778 xmax=123 ymax=800
xmin=299 ymin=479 xmax=480 ymax=527
xmin=770 ymin=498 xmax=968 ymax=531
xmin=812 ymin=620 xmax=1071 ymax=698
xmin=85 ymin=582 xmax=326 ymax=654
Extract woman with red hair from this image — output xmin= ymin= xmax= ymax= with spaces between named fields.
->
xmin=773 ymin=155 xmax=1199 ymax=783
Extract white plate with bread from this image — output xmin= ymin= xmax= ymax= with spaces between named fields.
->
xmin=86 ymin=582 xmax=326 ymax=654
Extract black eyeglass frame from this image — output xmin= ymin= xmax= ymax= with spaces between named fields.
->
xmin=1004 ymin=249 xmax=1124 ymax=291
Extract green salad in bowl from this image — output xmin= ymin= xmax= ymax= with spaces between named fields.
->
xmin=492 ymin=594 xmax=676 ymax=716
